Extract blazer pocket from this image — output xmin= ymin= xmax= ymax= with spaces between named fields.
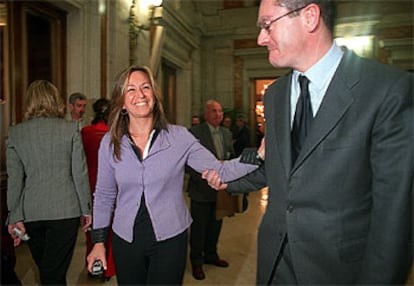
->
xmin=338 ymin=237 xmax=366 ymax=263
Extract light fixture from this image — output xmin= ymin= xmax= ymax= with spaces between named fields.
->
xmin=129 ymin=0 xmax=163 ymax=64
xmin=129 ymin=0 xmax=163 ymax=33
xmin=0 ymin=3 xmax=7 ymax=26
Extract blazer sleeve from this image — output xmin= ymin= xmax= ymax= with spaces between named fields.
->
xmin=185 ymin=130 xmax=258 ymax=182
xmin=71 ymin=124 xmax=92 ymax=216
xmin=6 ymin=129 xmax=25 ymax=224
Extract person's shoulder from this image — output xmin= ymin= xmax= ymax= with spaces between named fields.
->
xmin=189 ymin=123 xmax=210 ymax=139
xmin=54 ymin=117 xmax=81 ymax=131
xmin=8 ymin=121 xmax=25 ymax=137
xmin=190 ymin=122 xmax=207 ymax=132
xmin=166 ymin=124 xmax=192 ymax=137
xmin=221 ymin=126 xmax=232 ymax=136
xmin=101 ymin=131 xmax=111 ymax=141
xmin=81 ymin=124 xmax=95 ymax=134
xmin=343 ymin=49 xmax=408 ymax=79
xmin=15 ymin=117 xmax=67 ymax=129
xmin=268 ymin=72 xmax=290 ymax=91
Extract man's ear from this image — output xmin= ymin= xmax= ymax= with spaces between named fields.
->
xmin=301 ymin=3 xmax=321 ymax=33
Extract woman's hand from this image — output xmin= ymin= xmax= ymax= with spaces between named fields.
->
xmin=80 ymin=215 xmax=92 ymax=232
xmin=8 ymin=221 xmax=26 ymax=247
xmin=86 ymin=243 xmax=107 ymax=273
xmin=202 ymin=170 xmax=228 ymax=191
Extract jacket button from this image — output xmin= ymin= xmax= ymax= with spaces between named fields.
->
xmin=287 ymin=205 xmax=294 ymax=213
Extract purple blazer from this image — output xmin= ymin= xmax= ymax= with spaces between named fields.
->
xmin=93 ymin=124 xmax=257 ymax=242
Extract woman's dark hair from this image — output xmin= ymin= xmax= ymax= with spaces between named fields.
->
xmin=91 ymin=98 xmax=110 ymax=124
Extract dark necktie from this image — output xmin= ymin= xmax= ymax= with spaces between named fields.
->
xmin=291 ymin=75 xmax=313 ymax=164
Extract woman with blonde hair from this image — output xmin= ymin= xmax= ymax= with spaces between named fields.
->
xmin=7 ymin=80 xmax=92 ymax=285
xmin=86 ymin=66 xmax=260 ymax=285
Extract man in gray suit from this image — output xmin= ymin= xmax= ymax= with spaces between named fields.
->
xmin=187 ymin=100 xmax=235 ymax=280
xmin=204 ymin=0 xmax=413 ymax=284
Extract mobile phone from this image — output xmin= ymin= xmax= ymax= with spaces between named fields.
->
xmin=91 ymin=260 xmax=104 ymax=275
xmin=13 ymin=227 xmax=30 ymax=241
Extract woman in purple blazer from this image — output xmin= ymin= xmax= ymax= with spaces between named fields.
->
xmin=86 ymin=66 xmax=258 ymax=285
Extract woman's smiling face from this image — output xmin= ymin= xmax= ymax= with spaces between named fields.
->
xmin=123 ymin=70 xmax=155 ymax=119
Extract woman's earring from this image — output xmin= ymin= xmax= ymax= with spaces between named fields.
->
xmin=121 ymin=109 xmax=128 ymax=116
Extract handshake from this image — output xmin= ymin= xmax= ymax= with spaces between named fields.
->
xmin=203 ymin=144 xmax=265 ymax=191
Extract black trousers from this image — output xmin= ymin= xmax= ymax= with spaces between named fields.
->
xmin=189 ymin=200 xmax=222 ymax=267
xmin=25 ymin=217 xmax=80 ymax=285
xmin=112 ymin=202 xmax=188 ymax=285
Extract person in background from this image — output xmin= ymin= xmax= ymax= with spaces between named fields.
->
xmin=191 ymin=115 xmax=201 ymax=127
xmin=233 ymin=114 xmax=251 ymax=157
xmin=67 ymin=92 xmax=88 ymax=128
xmin=221 ymin=115 xmax=237 ymax=139
xmin=86 ymin=66 xmax=259 ymax=285
xmin=187 ymin=100 xmax=239 ymax=281
xmin=6 ymin=80 xmax=92 ymax=285
xmin=81 ymin=98 xmax=116 ymax=281
xmin=203 ymin=0 xmax=413 ymax=284
xmin=221 ymin=115 xmax=232 ymax=129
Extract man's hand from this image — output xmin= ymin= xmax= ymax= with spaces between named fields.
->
xmin=202 ymin=170 xmax=228 ymax=191
xmin=258 ymin=138 xmax=265 ymax=160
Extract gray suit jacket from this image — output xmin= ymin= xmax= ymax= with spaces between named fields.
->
xmin=187 ymin=122 xmax=235 ymax=202
xmin=229 ymin=50 xmax=413 ymax=284
xmin=7 ymin=117 xmax=91 ymax=224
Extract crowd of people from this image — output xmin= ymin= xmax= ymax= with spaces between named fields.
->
xmin=5 ymin=68 xmax=261 ymax=285
xmin=4 ymin=0 xmax=412 ymax=285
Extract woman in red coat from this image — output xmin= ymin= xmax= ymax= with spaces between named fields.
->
xmin=81 ymin=98 xmax=115 ymax=280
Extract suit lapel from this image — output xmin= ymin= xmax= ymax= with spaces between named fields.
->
xmin=200 ymin=123 xmax=217 ymax=156
xmin=147 ymin=129 xmax=170 ymax=157
xmin=266 ymin=75 xmax=293 ymax=177
xmin=291 ymin=50 xmax=360 ymax=173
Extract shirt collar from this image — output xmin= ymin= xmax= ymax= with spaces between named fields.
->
xmin=294 ymin=42 xmax=343 ymax=89
xmin=207 ymin=123 xmax=220 ymax=132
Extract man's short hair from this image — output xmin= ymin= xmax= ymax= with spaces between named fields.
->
xmin=68 ymin=92 xmax=86 ymax=104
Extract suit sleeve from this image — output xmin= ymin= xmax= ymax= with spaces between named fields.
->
xmin=227 ymin=165 xmax=267 ymax=194
xmin=71 ymin=124 xmax=92 ymax=216
xmin=357 ymin=72 xmax=413 ymax=283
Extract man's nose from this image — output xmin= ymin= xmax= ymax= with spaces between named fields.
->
xmin=257 ymin=29 xmax=268 ymax=46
